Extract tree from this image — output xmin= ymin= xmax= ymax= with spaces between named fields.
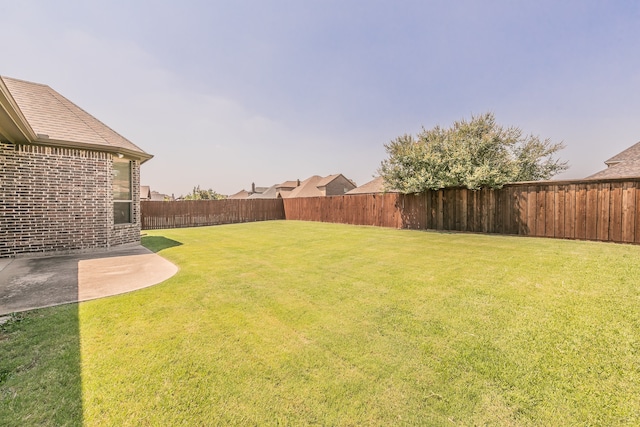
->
xmin=183 ymin=185 xmax=226 ymax=200
xmin=378 ymin=112 xmax=568 ymax=193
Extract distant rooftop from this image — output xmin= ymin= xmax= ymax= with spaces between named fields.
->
xmin=346 ymin=176 xmax=397 ymax=194
xmin=587 ymin=140 xmax=640 ymax=179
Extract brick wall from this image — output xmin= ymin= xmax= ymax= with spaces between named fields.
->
xmin=323 ymin=175 xmax=357 ymax=196
xmin=0 ymin=142 xmax=141 ymax=257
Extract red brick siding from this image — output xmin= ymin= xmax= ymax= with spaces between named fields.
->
xmin=0 ymin=142 xmax=141 ymax=257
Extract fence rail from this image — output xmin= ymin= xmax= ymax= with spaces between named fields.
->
xmin=141 ymin=199 xmax=285 ymax=230
xmin=141 ymin=178 xmax=640 ymax=244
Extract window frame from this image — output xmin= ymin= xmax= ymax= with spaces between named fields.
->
xmin=112 ymin=156 xmax=133 ymax=225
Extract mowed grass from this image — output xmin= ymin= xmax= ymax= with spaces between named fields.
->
xmin=2 ymin=220 xmax=640 ymax=425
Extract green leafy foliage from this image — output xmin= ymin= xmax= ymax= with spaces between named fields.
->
xmin=379 ymin=112 xmax=568 ymax=192
xmin=182 ymin=185 xmax=226 ymax=200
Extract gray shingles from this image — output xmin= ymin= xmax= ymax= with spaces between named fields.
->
xmin=1 ymin=76 xmax=150 ymax=159
xmin=587 ymin=140 xmax=640 ymax=179
xmin=604 ymin=141 xmax=640 ymax=165
xmin=587 ymin=157 xmax=640 ymax=179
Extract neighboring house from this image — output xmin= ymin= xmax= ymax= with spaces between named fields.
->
xmin=346 ymin=176 xmax=386 ymax=194
xmin=228 ymin=183 xmax=269 ymax=199
xmin=140 ymin=185 xmax=151 ymax=201
xmin=247 ymin=180 xmax=301 ymax=199
xmin=587 ymin=141 xmax=640 ymax=179
xmin=140 ymin=186 xmax=170 ymax=201
xmin=231 ymin=175 xmax=356 ymax=200
xmin=275 ymin=180 xmax=300 ymax=198
xmin=228 ymin=189 xmax=253 ymax=199
xmin=150 ymin=191 xmax=171 ymax=201
xmin=248 ymin=184 xmax=281 ymax=199
xmin=288 ymin=174 xmax=356 ymax=198
xmin=316 ymin=174 xmax=356 ymax=196
xmin=0 ymin=76 xmax=152 ymax=257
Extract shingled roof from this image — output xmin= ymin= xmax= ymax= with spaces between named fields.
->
xmin=587 ymin=141 xmax=640 ymax=179
xmin=248 ymin=184 xmax=281 ymax=199
xmin=346 ymin=176 xmax=397 ymax=194
xmin=0 ymin=76 xmax=152 ymax=162
xmin=604 ymin=141 xmax=640 ymax=166
xmin=287 ymin=175 xmax=325 ymax=198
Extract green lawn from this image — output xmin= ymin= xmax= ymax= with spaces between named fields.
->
xmin=2 ymin=220 xmax=640 ymax=426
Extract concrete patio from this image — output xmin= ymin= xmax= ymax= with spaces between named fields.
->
xmin=0 ymin=245 xmax=178 ymax=316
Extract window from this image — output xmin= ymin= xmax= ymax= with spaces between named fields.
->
xmin=113 ymin=157 xmax=132 ymax=224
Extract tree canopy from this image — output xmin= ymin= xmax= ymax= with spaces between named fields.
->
xmin=183 ymin=185 xmax=226 ymax=200
xmin=378 ymin=112 xmax=568 ymax=193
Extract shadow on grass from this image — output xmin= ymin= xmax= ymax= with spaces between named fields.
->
xmin=0 ymin=304 xmax=82 ymax=426
xmin=0 ymin=238 xmax=181 ymax=425
xmin=141 ymin=235 xmax=183 ymax=253
xmin=0 ymin=241 xmax=176 ymax=425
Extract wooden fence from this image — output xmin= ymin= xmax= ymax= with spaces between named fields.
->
xmin=140 ymin=199 xmax=285 ymax=230
xmin=141 ymin=178 xmax=640 ymax=244
xmin=402 ymin=178 xmax=640 ymax=244
xmin=283 ymin=193 xmax=403 ymax=228
xmin=283 ymin=178 xmax=640 ymax=244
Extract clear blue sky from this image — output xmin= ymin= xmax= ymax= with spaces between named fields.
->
xmin=2 ymin=0 xmax=639 ymax=196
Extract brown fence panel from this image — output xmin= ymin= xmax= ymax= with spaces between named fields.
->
xmin=574 ymin=184 xmax=587 ymax=240
xmin=636 ymin=184 xmax=640 ymax=243
xmin=469 ymin=189 xmax=477 ymax=232
xmin=554 ymin=186 xmax=565 ymax=238
xmin=488 ymin=188 xmax=496 ymax=233
xmin=622 ymin=182 xmax=637 ymax=243
xmin=141 ymin=199 xmax=285 ymax=230
xmin=564 ymin=184 xmax=576 ymax=239
xmin=497 ymin=188 xmax=508 ymax=233
xmin=544 ymin=186 xmax=555 ymax=238
xmin=535 ymin=185 xmax=546 ymax=237
xmin=596 ymin=182 xmax=611 ymax=241
xmin=283 ymin=193 xmax=403 ymax=229
xmin=444 ymin=189 xmax=454 ymax=230
xmin=585 ymin=183 xmax=598 ymax=240
xmin=460 ymin=188 xmax=469 ymax=231
xmin=525 ymin=185 xmax=536 ymax=236
xmin=610 ymin=183 xmax=623 ymax=242
xmin=395 ymin=194 xmax=423 ymax=230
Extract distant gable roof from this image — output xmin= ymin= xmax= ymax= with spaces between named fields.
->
xmin=150 ymin=191 xmax=170 ymax=201
xmin=587 ymin=140 xmax=640 ymax=179
xmin=287 ymin=175 xmax=324 ymax=198
xmin=248 ymin=184 xmax=280 ymax=199
xmin=316 ymin=174 xmax=342 ymax=188
xmin=248 ymin=180 xmax=301 ymax=199
xmin=0 ymin=76 xmax=152 ymax=162
xmin=140 ymin=185 xmax=151 ymax=199
xmin=228 ymin=189 xmax=252 ymax=199
xmin=587 ymin=158 xmax=640 ymax=179
xmin=604 ymin=141 xmax=640 ymax=165
xmin=277 ymin=180 xmax=299 ymax=190
xmin=346 ymin=176 xmax=397 ymax=194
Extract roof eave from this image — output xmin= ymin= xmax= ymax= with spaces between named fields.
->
xmin=34 ymin=136 xmax=153 ymax=163
xmin=0 ymin=79 xmax=37 ymax=144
